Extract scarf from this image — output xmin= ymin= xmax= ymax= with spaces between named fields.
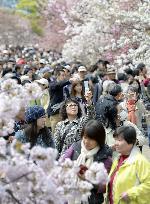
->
xmin=68 ymin=141 xmax=100 ymax=204
xmin=76 ymin=140 xmax=100 ymax=168
xmin=127 ymin=99 xmax=137 ymax=125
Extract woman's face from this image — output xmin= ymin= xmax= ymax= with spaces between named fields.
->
xmin=66 ymin=102 xmax=78 ymax=116
xmin=83 ymin=135 xmax=98 ymax=150
xmin=27 ymin=70 xmax=33 ymax=78
xmin=37 ymin=116 xmax=46 ymax=129
xmin=74 ymin=83 xmax=83 ymax=94
xmin=114 ymin=135 xmax=133 ymax=155
xmin=132 ymin=81 xmax=139 ymax=89
xmin=127 ymin=75 xmax=134 ymax=83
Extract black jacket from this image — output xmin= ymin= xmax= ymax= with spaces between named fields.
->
xmin=47 ymin=80 xmax=71 ymax=116
xmin=96 ymin=94 xmax=118 ymax=130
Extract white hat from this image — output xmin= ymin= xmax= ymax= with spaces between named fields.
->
xmin=78 ymin=66 xmax=87 ymax=72
xmin=3 ymin=50 xmax=9 ymax=54
xmin=39 ymin=59 xmax=47 ymax=64
xmin=20 ymin=75 xmax=30 ymax=82
xmin=35 ymin=78 xmax=49 ymax=87
xmin=63 ymin=65 xmax=71 ymax=71
xmin=40 ymin=67 xmax=53 ymax=73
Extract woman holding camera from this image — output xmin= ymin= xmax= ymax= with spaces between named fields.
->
xmin=54 ymin=91 xmax=95 ymax=158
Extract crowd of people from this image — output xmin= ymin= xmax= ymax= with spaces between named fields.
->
xmin=0 ymin=45 xmax=150 ymax=204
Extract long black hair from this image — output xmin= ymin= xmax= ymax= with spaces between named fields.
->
xmin=24 ymin=122 xmax=51 ymax=148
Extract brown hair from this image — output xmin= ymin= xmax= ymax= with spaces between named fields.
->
xmin=70 ymin=81 xmax=85 ymax=98
xmin=24 ymin=122 xmax=51 ymax=148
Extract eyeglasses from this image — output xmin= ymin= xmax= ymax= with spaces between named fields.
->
xmin=41 ymin=115 xmax=46 ymax=118
xmin=66 ymin=104 xmax=78 ymax=108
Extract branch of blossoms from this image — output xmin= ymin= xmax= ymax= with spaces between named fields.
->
xmin=60 ymin=0 xmax=150 ymax=70
xmin=0 ymin=138 xmax=109 ymax=204
xmin=0 ymin=79 xmax=42 ymax=136
xmin=5 ymin=189 xmax=22 ymax=204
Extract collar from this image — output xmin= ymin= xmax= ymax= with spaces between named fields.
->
xmin=105 ymin=127 xmax=114 ymax=134
xmin=116 ymin=145 xmax=140 ymax=166
xmin=125 ymin=145 xmax=140 ymax=164
xmin=64 ymin=118 xmax=79 ymax=125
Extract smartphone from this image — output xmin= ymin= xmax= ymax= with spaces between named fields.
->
xmin=84 ymin=81 xmax=89 ymax=93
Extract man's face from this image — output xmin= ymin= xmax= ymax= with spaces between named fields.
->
xmin=107 ymin=73 xmax=116 ymax=80
xmin=63 ymin=69 xmax=71 ymax=79
xmin=17 ymin=67 xmax=22 ymax=74
xmin=32 ymin=68 xmax=37 ymax=74
xmin=116 ymin=92 xmax=124 ymax=101
xmin=98 ymin=62 xmax=103 ymax=69
xmin=58 ymin=71 xmax=66 ymax=81
xmin=7 ymin=62 xmax=13 ymax=69
xmin=78 ymin=71 xmax=87 ymax=79
xmin=142 ymin=67 xmax=147 ymax=75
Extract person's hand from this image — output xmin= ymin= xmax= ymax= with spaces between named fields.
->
xmin=8 ymin=136 xmax=14 ymax=143
xmin=120 ymin=192 xmax=129 ymax=202
xmin=77 ymin=172 xmax=86 ymax=180
xmin=69 ymin=77 xmax=79 ymax=83
xmin=77 ymin=165 xmax=88 ymax=180
xmin=85 ymin=91 xmax=92 ymax=104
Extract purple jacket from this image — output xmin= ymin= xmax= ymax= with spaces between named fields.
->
xmin=62 ymin=140 xmax=112 ymax=196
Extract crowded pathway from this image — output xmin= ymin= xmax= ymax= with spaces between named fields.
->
xmin=0 ymin=45 xmax=150 ymax=204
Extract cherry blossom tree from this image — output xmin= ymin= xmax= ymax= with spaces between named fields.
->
xmin=39 ymin=0 xmax=79 ymax=50
xmin=61 ymin=0 xmax=150 ymax=71
xmin=0 ymin=138 xmax=108 ymax=203
xmin=0 ymin=79 xmax=43 ymax=136
xmin=0 ymin=78 xmax=109 ymax=203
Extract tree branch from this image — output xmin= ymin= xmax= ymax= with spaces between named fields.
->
xmin=6 ymin=189 xmax=22 ymax=204
xmin=5 ymin=171 xmax=33 ymax=184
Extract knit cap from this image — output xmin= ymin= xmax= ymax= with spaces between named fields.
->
xmin=25 ymin=105 xmax=45 ymax=124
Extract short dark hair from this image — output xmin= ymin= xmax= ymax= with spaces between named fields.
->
xmin=124 ymin=68 xmax=134 ymax=76
xmin=113 ymin=126 xmax=136 ymax=144
xmin=2 ymin=68 xmax=12 ymax=77
xmin=133 ymin=69 xmax=139 ymax=76
xmin=59 ymin=98 xmax=82 ymax=120
xmin=109 ymin=84 xmax=122 ymax=97
xmin=137 ymin=63 xmax=145 ymax=71
xmin=117 ymin=73 xmax=127 ymax=81
xmin=21 ymin=80 xmax=31 ymax=86
xmin=81 ymin=120 xmax=106 ymax=148
xmin=15 ymin=65 xmax=21 ymax=72
xmin=55 ymin=68 xmax=65 ymax=77
xmin=11 ymin=76 xmax=21 ymax=84
xmin=127 ymin=85 xmax=138 ymax=94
